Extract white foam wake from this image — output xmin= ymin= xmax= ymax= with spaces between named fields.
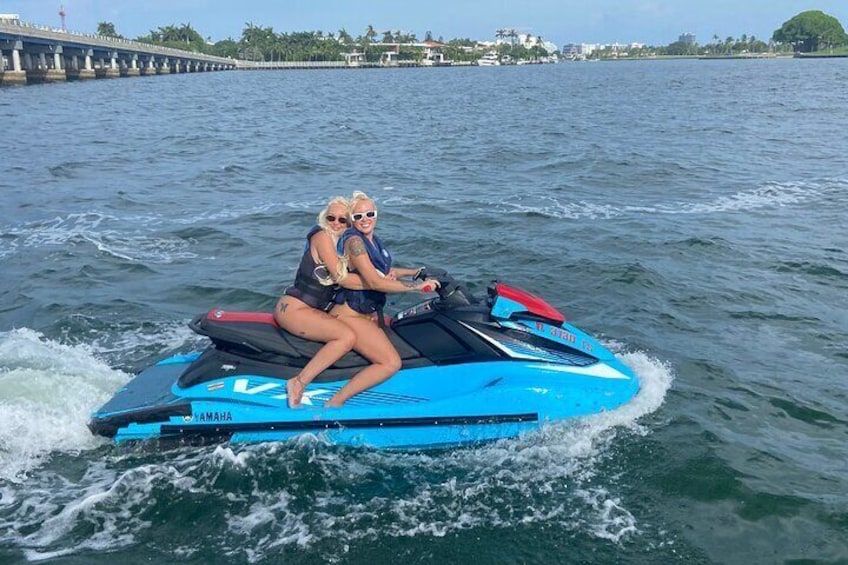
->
xmin=0 ymin=329 xmax=129 ymax=483
xmin=499 ymin=178 xmax=839 ymax=220
xmin=0 ymin=339 xmax=673 ymax=563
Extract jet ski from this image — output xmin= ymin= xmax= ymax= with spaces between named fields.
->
xmin=88 ymin=270 xmax=639 ymax=449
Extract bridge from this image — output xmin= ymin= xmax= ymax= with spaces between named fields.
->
xmin=0 ymin=18 xmax=236 ymax=86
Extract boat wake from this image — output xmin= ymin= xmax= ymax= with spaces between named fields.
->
xmin=499 ymin=178 xmax=845 ymax=220
xmin=0 ymin=328 xmax=672 ymax=562
xmin=0 ymin=329 xmax=129 ymax=483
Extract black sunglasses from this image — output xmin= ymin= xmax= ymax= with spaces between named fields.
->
xmin=326 ymin=215 xmax=348 ymax=225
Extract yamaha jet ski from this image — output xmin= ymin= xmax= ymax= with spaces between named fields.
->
xmin=88 ymin=271 xmax=639 ymax=449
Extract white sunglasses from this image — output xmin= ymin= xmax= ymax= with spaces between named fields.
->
xmin=351 ymin=210 xmax=378 ymax=222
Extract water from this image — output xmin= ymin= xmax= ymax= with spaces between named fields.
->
xmin=1 ymin=59 xmax=847 ymax=563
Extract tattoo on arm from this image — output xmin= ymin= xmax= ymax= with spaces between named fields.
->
xmin=347 ymin=238 xmax=366 ymax=258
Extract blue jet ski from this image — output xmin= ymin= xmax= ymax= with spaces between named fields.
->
xmin=88 ymin=271 xmax=639 ymax=449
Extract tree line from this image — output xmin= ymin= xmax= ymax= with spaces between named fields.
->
xmin=95 ymin=22 xmax=551 ymax=63
xmin=95 ymin=9 xmax=847 ymax=62
xmin=589 ymin=10 xmax=847 ymax=59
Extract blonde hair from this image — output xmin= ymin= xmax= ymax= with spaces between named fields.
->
xmin=317 ymin=196 xmax=351 ymax=231
xmin=314 ymin=196 xmax=351 ymax=286
xmin=349 ymin=191 xmax=375 ymax=214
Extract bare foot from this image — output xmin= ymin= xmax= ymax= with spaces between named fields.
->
xmin=286 ymin=377 xmax=305 ymax=408
xmin=324 ymin=396 xmax=344 ymax=408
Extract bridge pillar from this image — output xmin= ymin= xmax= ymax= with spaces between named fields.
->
xmin=126 ymin=55 xmax=140 ymax=76
xmin=26 ymin=52 xmax=62 ymax=83
xmin=140 ymin=56 xmax=156 ymax=76
xmin=0 ymin=44 xmax=27 ymax=86
xmin=160 ymin=57 xmax=171 ymax=74
xmin=48 ymin=49 xmax=66 ymax=82
xmin=65 ymin=53 xmax=79 ymax=80
xmin=78 ymin=50 xmax=94 ymax=79
xmin=96 ymin=52 xmax=119 ymax=78
xmin=107 ymin=52 xmax=119 ymax=78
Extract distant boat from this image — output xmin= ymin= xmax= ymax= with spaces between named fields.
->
xmin=477 ymin=51 xmax=500 ymax=66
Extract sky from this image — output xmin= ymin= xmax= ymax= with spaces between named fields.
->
xmin=3 ymin=0 xmax=848 ymax=47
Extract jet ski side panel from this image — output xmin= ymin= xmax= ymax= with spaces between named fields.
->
xmin=106 ymin=359 xmax=638 ymax=447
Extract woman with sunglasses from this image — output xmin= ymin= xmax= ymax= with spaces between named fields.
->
xmin=326 ymin=191 xmax=440 ymax=407
xmin=274 ymin=196 xmax=365 ymax=408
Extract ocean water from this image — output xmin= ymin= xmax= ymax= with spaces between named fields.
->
xmin=0 ymin=59 xmax=846 ymax=564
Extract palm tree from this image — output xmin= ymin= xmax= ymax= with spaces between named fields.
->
xmin=338 ymin=28 xmax=353 ymax=46
xmin=365 ymin=25 xmax=377 ymax=43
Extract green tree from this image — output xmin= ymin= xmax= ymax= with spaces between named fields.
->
xmin=664 ymin=40 xmax=697 ymax=56
xmin=96 ymin=21 xmax=123 ymax=38
xmin=211 ymin=38 xmax=239 ymax=58
xmin=136 ymin=23 xmax=209 ymax=52
xmin=364 ymin=25 xmax=377 ymax=43
xmin=337 ymin=28 xmax=353 ymax=46
xmin=772 ymin=10 xmax=848 ymax=52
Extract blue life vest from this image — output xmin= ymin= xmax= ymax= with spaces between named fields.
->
xmin=335 ymin=228 xmax=393 ymax=314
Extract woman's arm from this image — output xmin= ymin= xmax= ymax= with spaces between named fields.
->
xmin=345 ymin=237 xmax=436 ymax=293
xmin=390 ymin=266 xmax=424 ymax=279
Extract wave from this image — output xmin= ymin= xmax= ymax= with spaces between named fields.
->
xmin=773 ymin=261 xmax=848 ymax=281
xmin=0 ymin=329 xmax=129 ymax=484
xmin=0 ymin=201 xmax=319 ymax=263
xmin=496 ymin=178 xmax=843 ymax=220
xmin=0 ymin=213 xmax=198 ymax=264
xmin=0 ymin=342 xmax=672 ymax=562
xmin=47 ymin=162 xmax=89 ymax=179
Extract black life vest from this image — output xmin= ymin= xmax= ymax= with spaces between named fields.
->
xmin=283 ymin=226 xmax=337 ymax=310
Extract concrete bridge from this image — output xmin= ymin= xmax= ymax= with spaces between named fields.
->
xmin=0 ymin=18 xmax=236 ymax=86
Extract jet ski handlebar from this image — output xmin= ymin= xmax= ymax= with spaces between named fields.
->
xmin=415 ymin=267 xmax=475 ymax=307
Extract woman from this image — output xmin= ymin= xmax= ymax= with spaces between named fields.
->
xmin=274 ymin=196 xmax=364 ymax=408
xmin=327 ymin=191 xmax=439 ymax=407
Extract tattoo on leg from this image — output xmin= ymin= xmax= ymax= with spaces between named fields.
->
xmin=277 ymin=302 xmax=288 ymax=313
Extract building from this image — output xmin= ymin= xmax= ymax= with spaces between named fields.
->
xmin=679 ymin=32 xmax=696 ymax=45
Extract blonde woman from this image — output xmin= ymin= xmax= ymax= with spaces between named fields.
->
xmin=274 ymin=197 xmax=363 ymax=408
xmin=327 ymin=192 xmax=440 ymax=407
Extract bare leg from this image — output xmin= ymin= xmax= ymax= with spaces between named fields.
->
xmin=325 ymin=313 xmax=401 ymax=407
xmin=274 ymin=297 xmax=356 ymax=408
